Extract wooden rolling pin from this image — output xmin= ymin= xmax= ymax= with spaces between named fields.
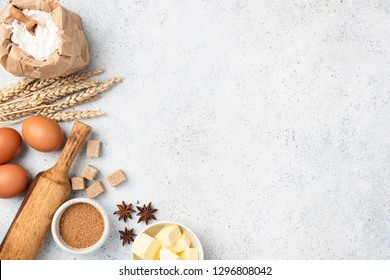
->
xmin=0 ymin=121 xmax=91 ymax=260
xmin=10 ymin=6 xmax=38 ymax=35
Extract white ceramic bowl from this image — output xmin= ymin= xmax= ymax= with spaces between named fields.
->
xmin=131 ymin=221 xmax=204 ymax=260
xmin=51 ymin=198 xmax=110 ymax=254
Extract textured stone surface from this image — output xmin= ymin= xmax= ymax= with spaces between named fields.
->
xmin=1 ymin=0 xmax=390 ymax=259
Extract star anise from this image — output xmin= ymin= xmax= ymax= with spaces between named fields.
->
xmin=136 ymin=202 xmax=158 ymax=225
xmin=114 ymin=201 xmax=136 ymax=223
xmin=119 ymin=227 xmax=137 ymax=246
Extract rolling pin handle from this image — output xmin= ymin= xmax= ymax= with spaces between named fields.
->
xmin=52 ymin=120 xmax=92 ymax=175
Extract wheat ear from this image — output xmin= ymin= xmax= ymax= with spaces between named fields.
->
xmin=32 ymin=80 xmax=100 ymax=103
xmin=38 ymin=77 xmax=122 ymax=116
xmin=0 ymin=80 xmax=99 ymax=114
xmin=44 ymin=69 xmax=105 ymax=90
xmin=16 ymin=69 xmax=105 ymax=101
xmin=45 ymin=110 xmax=105 ymax=122
xmin=0 ymin=75 xmax=118 ymax=120
xmin=0 ymin=78 xmax=36 ymax=104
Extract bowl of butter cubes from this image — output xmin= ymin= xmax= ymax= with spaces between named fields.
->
xmin=131 ymin=221 xmax=204 ymax=260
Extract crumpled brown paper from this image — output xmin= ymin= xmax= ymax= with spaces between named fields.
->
xmin=0 ymin=0 xmax=89 ymax=78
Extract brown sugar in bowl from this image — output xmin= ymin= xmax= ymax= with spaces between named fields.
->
xmin=59 ymin=203 xmax=104 ymax=249
xmin=52 ymin=198 xmax=109 ymax=254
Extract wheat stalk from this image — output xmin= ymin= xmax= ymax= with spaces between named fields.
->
xmin=0 ymin=80 xmax=99 ymax=114
xmin=32 ymin=69 xmax=104 ymax=90
xmin=0 ymin=70 xmax=120 ymax=124
xmin=24 ymin=78 xmax=60 ymax=94
xmin=0 ymin=101 xmax=38 ymax=116
xmin=37 ymin=77 xmax=121 ymax=116
xmin=0 ymin=69 xmax=105 ymax=105
xmin=0 ymin=102 xmax=43 ymax=121
xmin=42 ymin=69 xmax=105 ymax=91
xmin=61 ymin=69 xmax=104 ymax=83
xmin=0 ymin=77 xmax=65 ymax=105
xmin=0 ymin=109 xmax=105 ymax=126
xmin=0 ymin=95 xmax=101 ymax=121
xmin=0 ymin=78 xmax=36 ymax=103
xmin=32 ymin=80 xmax=99 ymax=103
xmin=45 ymin=110 xmax=105 ymax=122
xmin=14 ymin=69 xmax=105 ymax=102
xmin=38 ymin=93 xmax=101 ymax=116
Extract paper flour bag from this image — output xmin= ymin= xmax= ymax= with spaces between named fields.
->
xmin=0 ymin=0 xmax=89 ymax=78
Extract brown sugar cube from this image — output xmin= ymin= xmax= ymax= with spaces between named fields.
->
xmin=86 ymin=140 xmax=101 ymax=158
xmin=71 ymin=177 xmax=85 ymax=191
xmin=107 ymin=169 xmax=127 ymax=187
xmin=82 ymin=165 xmax=99 ymax=181
xmin=86 ymin=181 xmax=106 ymax=199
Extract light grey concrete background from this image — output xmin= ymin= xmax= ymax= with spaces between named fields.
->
xmin=1 ymin=0 xmax=390 ymax=260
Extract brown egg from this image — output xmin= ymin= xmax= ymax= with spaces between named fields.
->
xmin=0 ymin=128 xmax=23 ymax=164
xmin=22 ymin=116 xmax=64 ymax=152
xmin=0 ymin=164 xmax=29 ymax=198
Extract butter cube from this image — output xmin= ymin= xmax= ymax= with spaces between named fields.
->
xmin=159 ymin=247 xmax=181 ymax=260
xmin=133 ymin=233 xmax=161 ymax=260
xmin=179 ymin=248 xmax=199 ymax=260
xmin=166 ymin=231 xmax=191 ymax=253
xmin=155 ymin=224 xmax=182 ymax=247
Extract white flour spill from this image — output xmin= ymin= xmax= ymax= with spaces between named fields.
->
xmin=3 ymin=9 xmax=61 ymax=61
